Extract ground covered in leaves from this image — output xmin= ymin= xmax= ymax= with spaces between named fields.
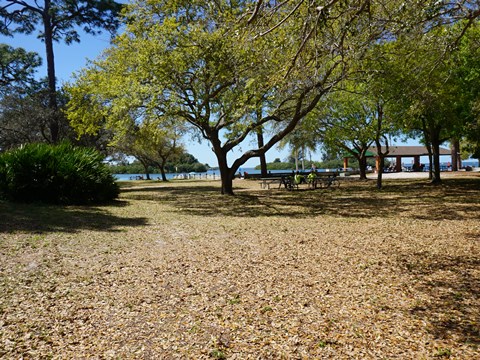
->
xmin=1 ymin=173 xmax=479 ymax=359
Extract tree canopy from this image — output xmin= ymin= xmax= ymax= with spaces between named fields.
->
xmin=65 ymin=0 xmax=480 ymax=194
xmin=0 ymin=43 xmax=41 ymax=93
xmin=1 ymin=0 xmax=124 ymax=143
xmin=67 ymin=0 xmax=401 ymax=194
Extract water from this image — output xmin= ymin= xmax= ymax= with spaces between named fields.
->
xmin=114 ymin=169 xmax=225 ymax=181
xmin=114 ymin=162 xmax=478 ymax=181
xmin=402 ymin=160 xmax=479 ymax=171
xmin=114 ymin=167 xmax=310 ymax=181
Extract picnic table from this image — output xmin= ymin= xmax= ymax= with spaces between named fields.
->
xmin=259 ymin=173 xmax=340 ymax=190
xmin=259 ymin=177 xmax=284 ymax=189
xmin=309 ymin=174 xmax=340 ymax=189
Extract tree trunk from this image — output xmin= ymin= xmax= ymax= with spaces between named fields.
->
xmin=426 ymin=126 xmax=442 ymax=184
xmin=139 ymin=160 xmax=150 ymax=180
xmin=301 ymin=147 xmax=305 ymax=171
xmin=375 ymin=103 xmax=387 ymax=189
xmin=159 ymin=167 xmax=167 ymax=181
xmin=427 ymin=151 xmax=433 ymax=180
xmin=256 ymin=127 xmax=268 ymax=177
xmin=431 ymin=139 xmax=442 ymax=184
xmin=421 ymin=119 xmax=433 ymax=180
xmin=154 ymin=160 xmax=168 ymax=181
xmin=215 ymin=149 xmax=235 ymax=195
xmin=43 ymin=1 xmax=59 ymax=143
xmin=376 ymin=156 xmax=384 ymax=189
xmin=218 ymin=165 xmax=235 ymax=195
xmin=294 ymin=148 xmax=299 ymax=171
xmin=358 ymin=155 xmax=367 ymax=180
xmin=451 ymin=138 xmax=460 ymax=171
xmin=158 ymin=157 xmax=168 ymax=181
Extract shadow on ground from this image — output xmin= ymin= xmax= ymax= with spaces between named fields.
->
xmin=121 ymin=178 xmax=480 ymax=221
xmin=398 ymin=252 xmax=480 ymax=345
xmin=0 ymin=200 xmax=148 ymax=234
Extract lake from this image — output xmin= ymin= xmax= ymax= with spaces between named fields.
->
xmin=114 ymin=161 xmax=479 ymax=181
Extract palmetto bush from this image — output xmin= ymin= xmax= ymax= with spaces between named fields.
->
xmin=0 ymin=143 xmax=119 ymax=204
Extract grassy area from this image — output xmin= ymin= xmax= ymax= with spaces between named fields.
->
xmin=1 ymin=174 xmax=479 ymax=358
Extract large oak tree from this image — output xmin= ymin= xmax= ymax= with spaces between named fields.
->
xmin=67 ymin=0 xmax=387 ymax=195
xmin=67 ymin=0 xmax=480 ymax=194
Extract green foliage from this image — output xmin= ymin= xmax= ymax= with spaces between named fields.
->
xmin=0 ymin=143 xmax=119 ymax=204
xmin=65 ymin=0 xmax=480 ymax=194
xmin=164 ymin=151 xmax=207 ymax=173
xmin=256 ymin=162 xmax=295 ymax=171
xmin=66 ymin=0 xmax=369 ymax=194
xmin=318 ymin=159 xmax=345 ymax=170
xmin=455 ymin=24 xmax=480 ymax=158
xmin=173 ymin=162 xmax=207 ymax=173
xmin=434 ymin=347 xmax=452 ymax=357
xmin=108 ymin=151 xmax=207 ymax=174
xmin=0 ymin=84 xmax=107 ymax=151
xmin=259 ymin=158 xmax=377 ymax=171
xmin=0 ymin=43 xmax=41 ymax=93
xmin=2 ymin=0 xmax=124 ymax=143
xmin=209 ymin=348 xmax=226 ymax=359
xmin=228 ymin=294 xmax=241 ymax=305
xmin=1 ymin=1 xmax=123 ymax=42
xmin=107 ymin=161 xmax=149 ymax=174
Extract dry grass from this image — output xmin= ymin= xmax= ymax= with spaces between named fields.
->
xmin=1 ymin=173 xmax=479 ymax=359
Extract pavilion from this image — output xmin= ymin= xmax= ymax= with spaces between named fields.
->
xmin=343 ymin=145 xmax=454 ymax=172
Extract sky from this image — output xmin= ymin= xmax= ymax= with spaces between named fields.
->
xmin=1 ymin=4 xmax=430 ymax=169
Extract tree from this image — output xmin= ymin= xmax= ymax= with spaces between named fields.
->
xmin=114 ymin=119 xmax=184 ymax=181
xmin=1 ymin=0 xmax=123 ymax=143
xmin=67 ymin=1 xmax=480 ymax=194
xmin=0 ymin=43 xmax=41 ymax=93
xmin=309 ymin=42 xmax=403 ymax=186
xmin=0 ymin=81 xmax=110 ymax=151
xmin=454 ymin=23 xmax=480 ymax=162
xmin=165 ymin=152 xmax=207 ymax=174
xmin=67 ymin=0 xmax=389 ymax=195
xmin=278 ymin=120 xmax=319 ymax=172
xmin=0 ymin=44 xmax=42 ymax=150
xmin=317 ymin=91 xmax=376 ymax=180
xmin=381 ymin=28 xmax=472 ymax=184
xmin=0 ymin=86 xmax=49 ymax=150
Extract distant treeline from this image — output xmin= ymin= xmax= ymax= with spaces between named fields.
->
xmin=256 ymin=158 xmax=378 ymax=171
xmin=108 ymin=153 xmax=208 ymax=174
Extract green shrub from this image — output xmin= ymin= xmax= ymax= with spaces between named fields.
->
xmin=256 ymin=161 xmax=295 ymax=171
xmin=0 ymin=143 xmax=119 ymax=204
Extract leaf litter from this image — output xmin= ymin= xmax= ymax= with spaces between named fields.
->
xmin=1 ymin=175 xmax=479 ymax=358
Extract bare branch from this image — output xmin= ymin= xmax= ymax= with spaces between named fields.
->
xmin=255 ymin=0 xmax=304 ymax=38
xmin=247 ymin=0 xmax=263 ymax=24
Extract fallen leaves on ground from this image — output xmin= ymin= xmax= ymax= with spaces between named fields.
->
xmin=1 ymin=175 xmax=479 ymax=358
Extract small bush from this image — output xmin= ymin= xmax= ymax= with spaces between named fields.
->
xmin=0 ymin=143 xmax=119 ymax=204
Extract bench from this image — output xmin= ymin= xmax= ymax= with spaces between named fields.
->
xmin=259 ymin=173 xmax=340 ymax=190
xmin=259 ymin=177 xmax=283 ymax=189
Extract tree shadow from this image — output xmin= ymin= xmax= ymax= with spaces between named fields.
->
xmin=0 ymin=200 xmax=148 ymax=234
xmin=120 ymin=178 xmax=480 ymax=220
xmin=397 ymin=252 xmax=480 ymax=345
